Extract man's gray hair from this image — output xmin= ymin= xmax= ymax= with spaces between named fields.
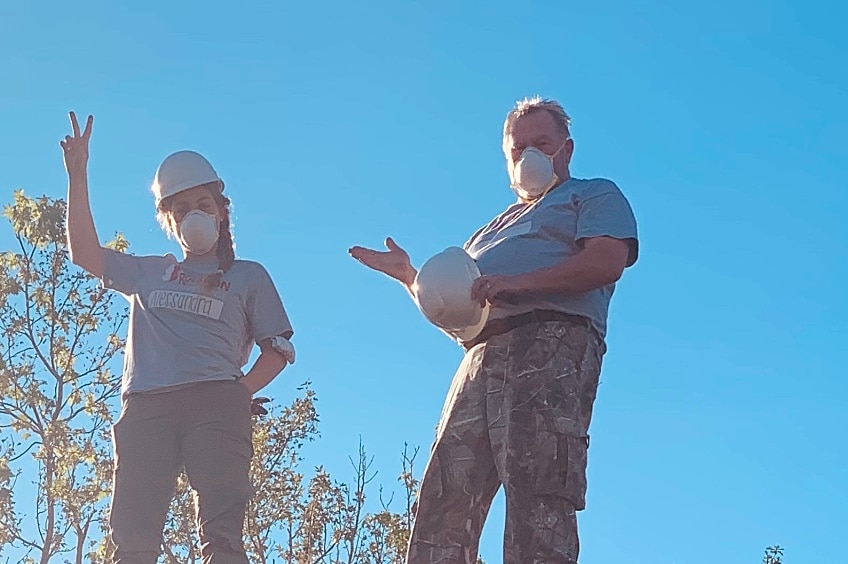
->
xmin=504 ymin=96 xmax=571 ymax=137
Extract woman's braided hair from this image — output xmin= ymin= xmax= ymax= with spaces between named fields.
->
xmin=212 ymin=189 xmax=235 ymax=273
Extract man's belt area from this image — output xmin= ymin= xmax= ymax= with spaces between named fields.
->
xmin=463 ymin=309 xmax=590 ymax=351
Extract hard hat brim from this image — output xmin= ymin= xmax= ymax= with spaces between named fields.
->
xmin=453 ymin=300 xmax=489 ymax=341
xmin=154 ymin=178 xmax=223 ymax=205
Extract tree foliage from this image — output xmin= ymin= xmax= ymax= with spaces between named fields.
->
xmin=0 ymin=190 xmax=126 ymax=564
xmin=763 ymin=545 xmax=784 ymax=564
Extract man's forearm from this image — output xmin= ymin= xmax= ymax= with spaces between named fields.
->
xmin=512 ymin=243 xmax=628 ymax=296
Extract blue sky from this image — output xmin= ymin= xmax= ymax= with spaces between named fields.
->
xmin=2 ymin=1 xmax=847 ymax=562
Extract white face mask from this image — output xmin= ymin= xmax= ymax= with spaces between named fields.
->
xmin=177 ymin=209 xmax=220 ymax=255
xmin=510 ymin=142 xmax=567 ymax=200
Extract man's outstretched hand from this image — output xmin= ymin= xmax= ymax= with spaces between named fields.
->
xmin=349 ymin=237 xmax=417 ymax=287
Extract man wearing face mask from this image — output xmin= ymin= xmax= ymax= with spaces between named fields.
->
xmin=350 ymin=96 xmax=638 ymax=564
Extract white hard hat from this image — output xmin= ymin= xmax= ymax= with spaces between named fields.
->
xmin=152 ymin=150 xmax=223 ymax=206
xmin=413 ymin=247 xmax=490 ymax=341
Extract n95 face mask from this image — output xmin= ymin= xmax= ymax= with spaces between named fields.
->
xmin=177 ymin=210 xmax=220 ymax=255
xmin=510 ymin=143 xmax=566 ymax=200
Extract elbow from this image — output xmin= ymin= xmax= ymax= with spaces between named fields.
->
xmin=580 ymin=237 xmax=631 ymax=288
xmin=67 ymin=245 xmax=82 ymax=267
xmin=264 ymin=349 xmax=290 ymax=374
xmin=608 ymin=265 xmax=625 ymax=284
xmin=600 ymin=253 xmax=628 ymax=286
xmin=67 ymin=244 xmax=83 ymax=268
xmin=273 ymin=352 xmax=289 ymax=371
xmin=66 ymin=233 xmax=85 ymax=266
xmin=66 ymin=242 xmax=103 ymax=278
xmin=271 ymin=357 xmax=288 ymax=378
xmin=67 ymin=244 xmax=89 ymax=269
xmin=596 ymin=264 xmax=625 ymax=287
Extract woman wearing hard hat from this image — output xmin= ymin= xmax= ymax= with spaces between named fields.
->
xmin=61 ymin=112 xmax=295 ymax=563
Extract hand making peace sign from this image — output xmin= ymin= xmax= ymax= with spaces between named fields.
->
xmin=60 ymin=111 xmax=93 ymax=176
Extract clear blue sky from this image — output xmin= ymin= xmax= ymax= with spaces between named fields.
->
xmin=2 ymin=1 xmax=846 ymax=562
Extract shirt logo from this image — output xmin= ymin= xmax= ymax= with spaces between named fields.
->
xmin=161 ymin=264 xmax=232 ymax=291
xmin=148 ymin=290 xmax=224 ymax=320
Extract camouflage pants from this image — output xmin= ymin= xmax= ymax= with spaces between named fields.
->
xmin=407 ymin=318 xmax=604 ymax=564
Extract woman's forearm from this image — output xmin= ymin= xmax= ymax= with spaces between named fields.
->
xmin=240 ymin=351 xmax=288 ymax=395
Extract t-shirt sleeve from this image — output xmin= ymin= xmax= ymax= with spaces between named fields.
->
xmin=101 ymin=248 xmax=177 ymax=295
xmin=575 ymin=180 xmax=639 ymax=267
xmin=247 ymin=264 xmax=294 ymax=343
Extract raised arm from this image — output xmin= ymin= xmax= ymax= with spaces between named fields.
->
xmin=62 ymin=112 xmax=104 ymax=278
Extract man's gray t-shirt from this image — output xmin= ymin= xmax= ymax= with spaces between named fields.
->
xmin=465 ymin=177 xmax=638 ymax=338
xmin=102 ymin=250 xmax=293 ymax=396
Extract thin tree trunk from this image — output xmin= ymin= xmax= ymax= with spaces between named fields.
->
xmin=40 ymin=452 xmax=55 ymax=564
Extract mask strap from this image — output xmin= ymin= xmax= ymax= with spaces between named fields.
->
xmin=552 ymin=138 xmax=570 ymax=158
xmin=534 ymin=137 xmax=571 ymax=199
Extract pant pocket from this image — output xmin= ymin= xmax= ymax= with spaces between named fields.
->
xmin=518 ymin=429 xmax=588 ymax=511
xmin=562 ymin=433 xmax=588 ymax=510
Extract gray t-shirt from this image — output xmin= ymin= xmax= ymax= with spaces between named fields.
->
xmin=102 ymin=250 xmax=293 ymax=396
xmin=464 ymin=177 xmax=638 ymax=338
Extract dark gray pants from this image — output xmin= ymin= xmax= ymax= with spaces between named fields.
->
xmin=109 ymin=380 xmax=253 ymax=564
xmin=407 ymin=319 xmax=604 ymax=564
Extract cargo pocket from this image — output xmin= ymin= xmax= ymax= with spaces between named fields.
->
xmin=563 ymin=433 xmax=589 ymax=510
xmin=517 ymin=428 xmax=588 ymax=512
